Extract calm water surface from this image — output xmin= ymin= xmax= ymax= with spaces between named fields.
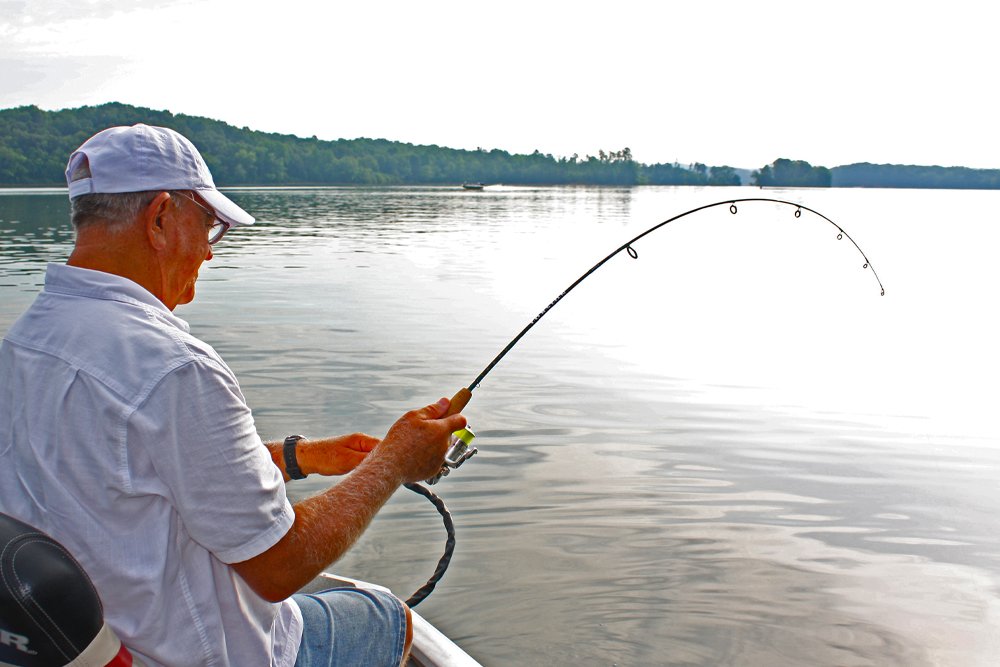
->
xmin=2 ymin=186 xmax=998 ymax=666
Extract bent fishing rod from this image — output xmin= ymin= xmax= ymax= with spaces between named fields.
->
xmin=446 ymin=197 xmax=882 ymax=414
xmin=402 ymin=197 xmax=884 ymax=606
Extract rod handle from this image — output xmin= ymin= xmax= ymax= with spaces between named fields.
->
xmin=445 ymin=387 xmax=472 ymax=416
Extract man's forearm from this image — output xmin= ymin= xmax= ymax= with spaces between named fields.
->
xmin=233 ymin=453 xmax=405 ymax=602
xmin=265 ymin=434 xmax=376 ymax=480
xmin=235 ymin=399 xmax=465 ymax=602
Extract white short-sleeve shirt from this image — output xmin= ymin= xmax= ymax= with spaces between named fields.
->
xmin=0 ymin=264 xmax=303 ymax=666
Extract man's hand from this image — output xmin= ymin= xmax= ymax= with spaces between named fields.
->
xmin=374 ymin=397 xmax=468 ymax=484
xmin=296 ymin=433 xmax=380 ymax=477
xmin=268 ymin=396 xmax=465 ymax=482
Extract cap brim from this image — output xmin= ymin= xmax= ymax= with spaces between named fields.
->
xmin=197 ymin=188 xmax=255 ymax=227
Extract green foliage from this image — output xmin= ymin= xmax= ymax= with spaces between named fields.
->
xmin=0 ymin=103 xmax=738 ymax=187
xmin=751 ymin=159 xmax=1000 ymax=190
xmin=752 ymin=159 xmax=831 ymax=187
xmin=708 ymin=165 xmax=741 ymax=186
xmin=830 ymin=162 xmax=1000 ymax=189
xmin=6 ymin=104 xmax=999 ymax=190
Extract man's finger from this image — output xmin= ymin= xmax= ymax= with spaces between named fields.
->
xmin=349 ymin=434 xmax=379 ymax=452
xmin=421 ymin=397 xmax=451 ymax=419
xmin=418 ymin=389 xmax=472 ymax=420
xmin=442 ymin=413 xmax=468 ymax=433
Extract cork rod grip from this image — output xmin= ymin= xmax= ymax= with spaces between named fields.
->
xmin=445 ymin=387 xmax=472 ymax=416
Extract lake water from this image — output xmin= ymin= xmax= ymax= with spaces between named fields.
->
xmin=1 ymin=185 xmax=998 ymax=666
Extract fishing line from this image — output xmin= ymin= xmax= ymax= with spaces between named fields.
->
xmin=402 ymin=481 xmax=455 ymax=607
xmin=404 ymin=197 xmax=883 ymax=606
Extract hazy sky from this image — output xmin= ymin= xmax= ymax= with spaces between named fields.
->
xmin=2 ymin=0 xmax=998 ymax=169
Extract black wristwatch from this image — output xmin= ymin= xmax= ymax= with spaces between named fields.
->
xmin=283 ymin=435 xmax=307 ymax=480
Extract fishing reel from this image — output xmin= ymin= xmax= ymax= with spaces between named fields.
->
xmin=426 ymin=427 xmax=477 ymax=485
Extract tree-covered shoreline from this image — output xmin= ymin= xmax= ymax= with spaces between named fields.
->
xmin=3 ymin=103 xmax=1000 ymax=189
xmin=0 ymin=103 xmax=741 ymax=188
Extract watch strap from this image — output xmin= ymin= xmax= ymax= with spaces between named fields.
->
xmin=283 ymin=435 xmax=307 ymax=480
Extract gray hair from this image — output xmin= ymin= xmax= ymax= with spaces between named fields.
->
xmin=70 ymin=191 xmax=161 ymax=232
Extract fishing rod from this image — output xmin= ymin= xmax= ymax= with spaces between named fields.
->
xmin=471 ymin=197 xmax=881 ymax=395
xmin=403 ymin=197 xmax=883 ymax=606
xmin=439 ymin=197 xmax=882 ymax=422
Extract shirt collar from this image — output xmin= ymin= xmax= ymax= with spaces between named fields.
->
xmin=43 ymin=263 xmax=191 ymax=333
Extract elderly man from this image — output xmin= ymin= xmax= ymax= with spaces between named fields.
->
xmin=0 ymin=124 xmax=466 ymax=666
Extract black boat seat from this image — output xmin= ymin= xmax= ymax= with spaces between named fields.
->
xmin=0 ymin=512 xmax=140 ymax=666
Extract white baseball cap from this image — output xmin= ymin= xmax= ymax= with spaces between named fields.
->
xmin=65 ymin=123 xmax=254 ymax=227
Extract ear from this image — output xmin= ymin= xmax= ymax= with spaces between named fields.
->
xmin=142 ymin=191 xmax=174 ymax=251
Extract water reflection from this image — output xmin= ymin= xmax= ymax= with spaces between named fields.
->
xmin=219 ymin=186 xmax=636 ymax=258
xmin=2 ymin=186 xmax=999 ymax=666
xmin=0 ymin=192 xmax=74 ymax=286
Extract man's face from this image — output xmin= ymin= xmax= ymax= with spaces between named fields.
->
xmin=163 ymin=192 xmax=215 ymax=309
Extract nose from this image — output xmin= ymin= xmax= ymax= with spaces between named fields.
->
xmin=205 ymin=245 xmax=214 ymax=261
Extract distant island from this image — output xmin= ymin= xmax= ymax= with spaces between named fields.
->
xmin=2 ymin=103 xmax=1000 ymax=189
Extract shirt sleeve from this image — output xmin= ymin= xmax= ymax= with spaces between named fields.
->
xmin=127 ymin=356 xmax=294 ymax=564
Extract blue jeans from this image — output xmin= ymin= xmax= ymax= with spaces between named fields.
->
xmin=292 ymin=588 xmax=407 ymax=667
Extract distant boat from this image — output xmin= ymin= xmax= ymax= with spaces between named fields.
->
xmin=461 ymin=182 xmax=485 ymax=190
